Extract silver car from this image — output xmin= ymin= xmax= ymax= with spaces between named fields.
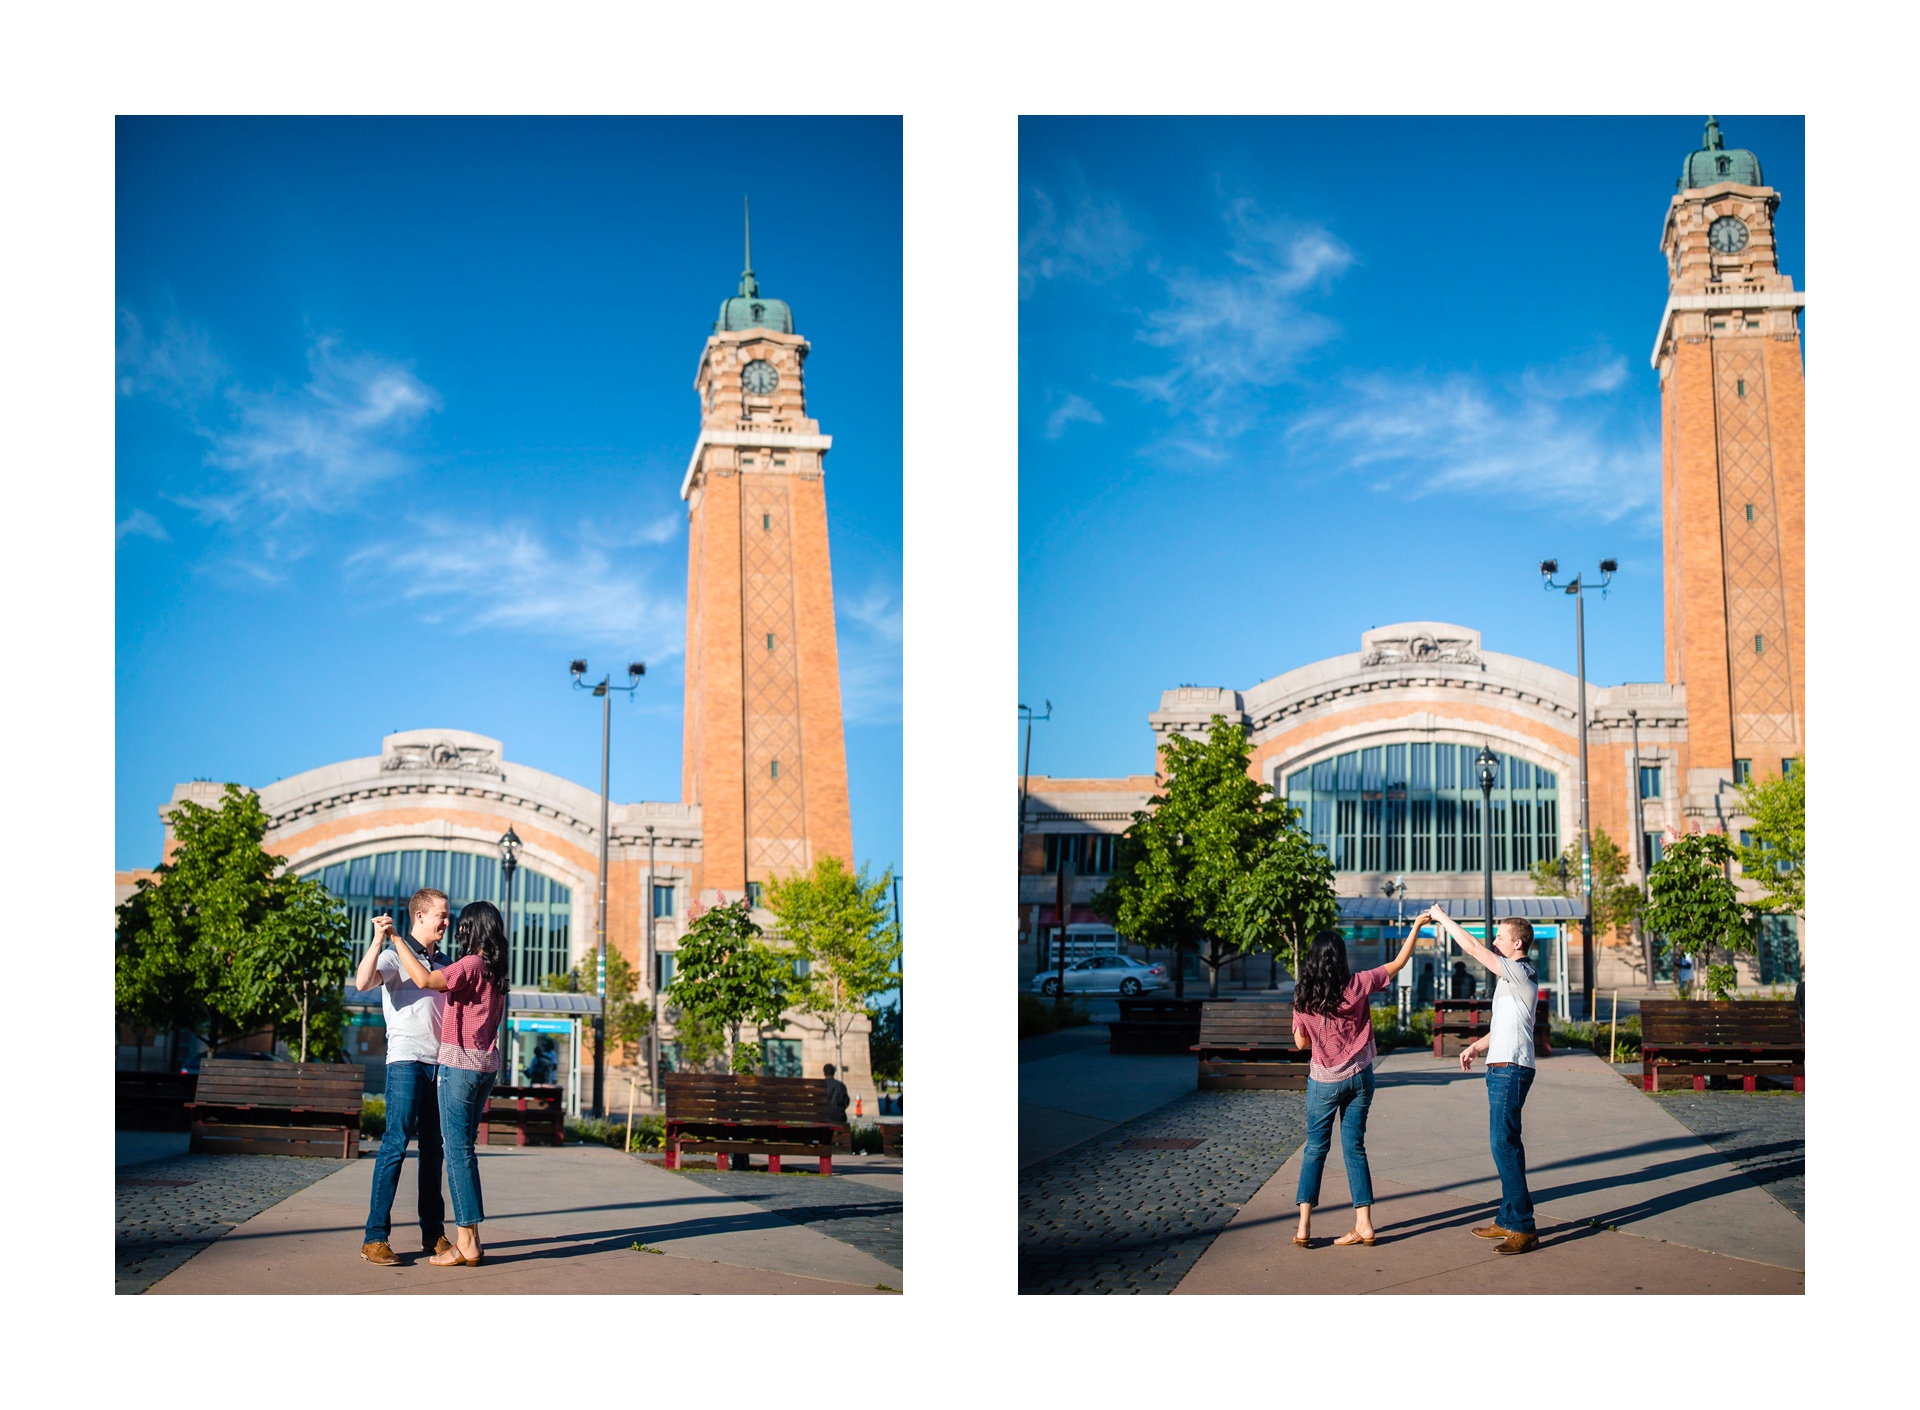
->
xmin=1031 ymin=954 xmax=1171 ymax=997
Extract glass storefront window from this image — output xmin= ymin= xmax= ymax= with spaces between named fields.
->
xmin=1283 ymin=744 xmax=1558 ymax=874
xmin=307 ymin=847 xmax=573 ymax=990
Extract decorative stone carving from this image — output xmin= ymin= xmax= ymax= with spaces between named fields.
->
xmin=1360 ymin=630 xmax=1482 ymax=668
xmin=381 ymin=740 xmax=503 ymax=776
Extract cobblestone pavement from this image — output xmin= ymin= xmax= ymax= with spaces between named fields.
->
xmin=116 ymin=1152 xmax=353 ymax=1294
xmin=1647 ymin=1089 xmax=1804 ymax=1221
xmin=653 ymin=1165 xmax=902 ymax=1270
xmin=1019 ymin=1088 xmax=1309 ymax=1294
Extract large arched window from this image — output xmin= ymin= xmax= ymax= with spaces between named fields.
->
xmin=1284 ymin=743 xmax=1559 ymax=874
xmin=308 ymin=848 xmax=574 ymax=989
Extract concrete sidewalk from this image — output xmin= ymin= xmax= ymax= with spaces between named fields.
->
xmin=148 ymin=1143 xmax=901 ymax=1295
xmin=1020 ymin=1027 xmax=1198 ymax=1168
xmin=1174 ymin=1049 xmax=1803 ymax=1294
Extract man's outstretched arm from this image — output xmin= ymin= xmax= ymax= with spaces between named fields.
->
xmin=1425 ymin=906 xmax=1503 ymax=974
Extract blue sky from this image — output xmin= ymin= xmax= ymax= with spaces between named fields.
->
xmin=115 ymin=117 xmax=902 ymax=883
xmin=1018 ymin=115 xmax=1805 ymax=779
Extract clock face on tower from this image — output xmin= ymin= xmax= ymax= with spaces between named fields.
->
xmin=742 ymin=359 xmax=779 ymax=395
xmin=1708 ymin=216 xmax=1750 ymax=254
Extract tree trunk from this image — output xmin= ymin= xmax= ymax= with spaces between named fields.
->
xmin=1207 ymin=952 xmax=1220 ymax=999
xmin=299 ymin=988 xmax=310 ymax=1063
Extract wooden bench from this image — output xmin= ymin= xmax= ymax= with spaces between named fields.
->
xmin=1192 ymin=1002 xmax=1310 ymax=1090
xmin=1109 ymin=996 xmax=1216 ymax=1054
xmin=1433 ymin=996 xmax=1553 ymax=1058
xmin=186 ymin=1058 xmax=364 ymax=1158
xmin=663 ymin=1073 xmax=848 ymax=1175
xmin=878 ymin=1121 xmax=903 ymax=1158
xmin=116 ymin=1072 xmax=196 ymax=1132
xmin=479 ymin=1084 xmax=565 ymax=1147
xmin=1640 ymin=1000 xmax=1804 ymax=1092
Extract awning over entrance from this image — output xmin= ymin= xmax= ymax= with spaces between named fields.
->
xmin=1337 ymin=896 xmax=1584 ymax=922
xmin=342 ymin=984 xmax=603 ymax=1017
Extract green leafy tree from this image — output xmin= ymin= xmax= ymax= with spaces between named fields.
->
xmin=115 ymin=784 xmax=351 ymax=1060
xmin=225 ymin=877 xmax=353 ymax=1061
xmin=867 ymin=999 xmax=902 ymax=1085
xmin=1736 ymin=758 xmax=1805 ymax=920
xmin=665 ymin=1006 xmax=728 ymax=1072
xmin=1644 ymin=831 xmax=1756 ymax=1000
xmin=1224 ymin=812 xmax=1340 ymax=983
xmin=668 ymin=900 xmax=790 ymax=1074
xmin=544 ymin=948 xmax=653 ymax=1060
xmin=1093 ymin=717 xmax=1332 ymax=999
xmin=766 ymin=855 xmax=901 ymax=1076
xmin=1531 ymin=825 xmax=1642 ymax=939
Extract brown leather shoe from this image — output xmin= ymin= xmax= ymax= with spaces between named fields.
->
xmin=1495 ymin=1231 xmax=1539 ymax=1255
xmin=1471 ymin=1223 xmax=1514 ymax=1240
xmin=425 ymin=1237 xmax=453 ymax=1256
xmin=361 ymin=1241 xmax=400 ymax=1265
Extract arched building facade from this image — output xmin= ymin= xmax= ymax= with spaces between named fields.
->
xmin=1015 ymin=119 xmax=1804 ymax=998
xmin=127 ymin=245 xmax=878 ymax=1106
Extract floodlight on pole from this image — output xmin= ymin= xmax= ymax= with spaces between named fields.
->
xmin=1541 ymin=557 xmax=1615 ymax=1018
xmin=569 ymin=657 xmax=645 ymax=1116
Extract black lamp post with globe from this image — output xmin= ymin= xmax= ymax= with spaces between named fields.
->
xmin=1476 ymin=744 xmax=1498 ymax=999
xmin=497 ymin=826 xmax=520 ymax=1083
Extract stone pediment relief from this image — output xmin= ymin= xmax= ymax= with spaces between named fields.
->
xmin=1359 ymin=624 xmax=1483 ymax=669
xmin=381 ymin=739 xmax=504 ymax=777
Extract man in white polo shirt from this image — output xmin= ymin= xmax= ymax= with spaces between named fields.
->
xmin=356 ymin=886 xmax=454 ymax=1265
xmin=1424 ymin=907 xmax=1541 ymax=1256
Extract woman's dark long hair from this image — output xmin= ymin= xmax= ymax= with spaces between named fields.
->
xmin=1293 ymin=929 xmax=1351 ymax=1017
xmin=454 ymin=900 xmax=510 ymax=993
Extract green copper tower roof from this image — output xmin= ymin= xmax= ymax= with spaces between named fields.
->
xmin=1679 ymin=116 xmax=1763 ymax=190
xmin=714 ymin=199 xmax=793 ymax=335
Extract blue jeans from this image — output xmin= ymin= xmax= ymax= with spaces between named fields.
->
xmin=1487 ymin=1064 xmax=1537 ymax=1233
xmin=438 ymin=1064 xmax=497 ymax=1228
xmin=1295 ymin=1067 xmax=1376 ymax=1210
xmin=363 ymin=1061 xmax=444 ymax=1246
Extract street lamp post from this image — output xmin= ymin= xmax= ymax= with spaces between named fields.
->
xmin=1541 ymin=558 xmax=1615 ymax=1019
xmin=498 ymin=826 xmax=520 ymax=1083
xmin=1476 ymin=745 xmax=1498 ymax=999
xmin=1382 ymin=875 xmax=1408 ymax=1021
xmin=644 ymin=823 xmax=658 ymax=1110
xmin=1052 ymin=848 xmax=1075 ymax=1007
xmin=570 ymin=657 xmax=646 ymax=1116
xmin=1017 ymin=701 xmax=1052 ymax=958
xmin=1627 ymin=707 xmax=1653 ymax=983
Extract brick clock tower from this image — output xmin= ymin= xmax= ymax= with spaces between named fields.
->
xmin=680 ymin=230 xmax=854 ymax=909
xmin=1654 ymin=117 xmax=1805 ymax=789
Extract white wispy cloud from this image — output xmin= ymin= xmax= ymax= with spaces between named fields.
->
xmin=840 ymin=584 xmax=902 ymax=644
xmin=1128 ymin=201 xmax=1352 ymax=427
xmin=1044 ymin=392 xmax=1105 ymax=440
xmin=118 ymin=311 xmax=440 ymax=531
xmin=1020 ymin=175 xmax=1144 ymax=293
xmin=209 ymin=337 xmax=439 ymax=513
xmin=348 ymin=517 xmax=684 ymax=654
xmin=834 ymin=583 xmax=901 ymax=726
xmin=577 ymin=512 xmax=682 ymax=550
xmin=1286 ymin=358 xmax=1659 ymax=522
xmin=115 ymin=507 xmax=171 ymax=543
xmin=117 ymin=308 xmax=228 ymax=407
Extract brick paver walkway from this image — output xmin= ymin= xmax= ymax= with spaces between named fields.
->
xmin=649 ymin=1164 xmax=903 ymax=1269
xmin=1648 ymin=1089 xmax=1803 ymax=1220
xmin=116 ymin=1152 xmax=352 ymax=1294
xmin=1018 ymin=1088 xmax=1309 ymax=1294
